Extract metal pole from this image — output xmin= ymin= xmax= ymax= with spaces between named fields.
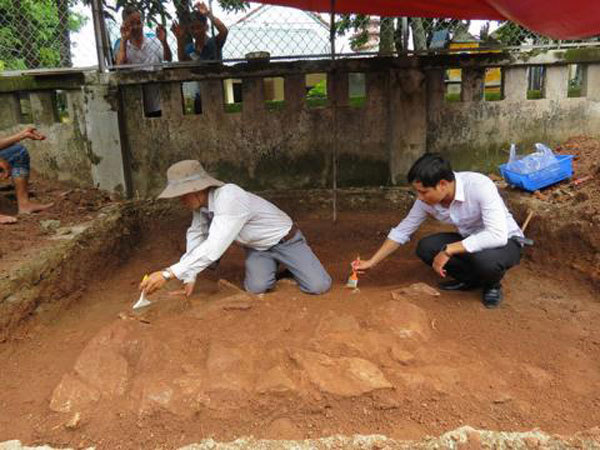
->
xmin=329 ymin=0 xmax=337 ymax=222
xmin=402 ymin=17 xmax=409 ymax=52
xmin=91 ymin=0 xmax=107 ymax=72
xmin=208 ymin=0 xmax=220 ymax=60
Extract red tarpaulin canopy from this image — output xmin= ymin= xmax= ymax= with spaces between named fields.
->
xmin=259 ymin=0 xmax=600 ymax=40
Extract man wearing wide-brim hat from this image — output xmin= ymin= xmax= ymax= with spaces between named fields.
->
xmin=140 ymin=160 xmax=332 ymax=296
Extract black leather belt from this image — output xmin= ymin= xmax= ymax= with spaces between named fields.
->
xmin=280 ymin=223 xmax=299 ymax=243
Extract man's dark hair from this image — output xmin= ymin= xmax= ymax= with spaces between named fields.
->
xmin=122 ymin=5 xmax=142 ymax=21
xmin=191 ymin=10 xmax=208 ymax=25
xmin=407 ymin=153 xmax=455 ymax=187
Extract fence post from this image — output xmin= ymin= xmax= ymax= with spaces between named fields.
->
xmin=91 ymin=0 xmax=107 ymax=72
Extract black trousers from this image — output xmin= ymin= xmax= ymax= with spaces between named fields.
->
xmin=415 ymin=232 xmax=522 ymax=287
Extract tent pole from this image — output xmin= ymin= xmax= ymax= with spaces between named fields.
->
xmin=329 ymin=0 xmax=337 ymax=223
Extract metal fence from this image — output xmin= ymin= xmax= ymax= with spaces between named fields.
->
xmin=1 ymin=0 xmax=599 ymax=72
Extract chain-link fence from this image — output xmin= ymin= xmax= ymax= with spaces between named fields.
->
xmin=1 ymin=1 xmax=599 ymax=72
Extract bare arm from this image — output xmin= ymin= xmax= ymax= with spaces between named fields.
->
xmin=356 ymin=239 xmax=401 ymax=271
xmin=0 ymin=130 xmax=25 ymax=150
xmin=171 ymin=21 xmax=191 ymax=62
xmin=0 ymin=127 xmax=45 ymax=150
xmin=195 ymin=2 xmax=228 ymax=44
xmin=208 ymin=11 xmax=228 ymax=44
xmin=115 ymin=24 xmax=131 ymax=65
xmin=156 ymin=25 xmax=172 ymax=62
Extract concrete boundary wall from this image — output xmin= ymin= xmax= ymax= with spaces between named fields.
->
xmin=1 ymin=49 xmax=599 ymax=197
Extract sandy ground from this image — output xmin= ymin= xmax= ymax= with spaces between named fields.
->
xmin=0 ymin=137 xmax=598 ymax=449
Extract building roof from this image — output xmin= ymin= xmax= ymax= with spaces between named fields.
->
xmin=222 ymin=4 xmax=331 ymax=59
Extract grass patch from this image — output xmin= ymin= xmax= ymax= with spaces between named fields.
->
xmin=306 ymin=97 xmax=328 ymax=108
xmin=445 ymin=92 xmax=461 ymax=103
xmin=484 ymin=91 xmax=503 ymax=101
xmin=568 ymin=86 xmax=582 ymax=98
xmin=349 ymin=96 xmax=366 ymax=108
xmin=266 ymin=100 xmax=285 ymax=112
xmin=225 ymin=103 xmax=242 ymax=113
xmin=527 ymin=89 xmax=543 ymax=100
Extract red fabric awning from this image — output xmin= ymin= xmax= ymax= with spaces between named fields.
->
xmin=257 ymin=0 xmax=600 ymax=40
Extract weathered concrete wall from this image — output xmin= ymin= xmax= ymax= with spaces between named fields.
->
xmin=0 ymin=72 xmax=94 ymax=187
xmin=119 ymin=66 xmax=411 ymax=196
xmin=1 ymin=50 xmax=600 ymax=197
xmin=427 ymin=64 xmax=595 ymax=173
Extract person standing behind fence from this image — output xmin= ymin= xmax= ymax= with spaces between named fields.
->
xmin=172 ymin=2 xmax=228 ymax=113
xmin=172 ymin=2 xmax=228 ymax=62
xmin=114 ymin=5 xmax=173 ymax=117
xmin=0 ymin=127 xmax=53 ymax=224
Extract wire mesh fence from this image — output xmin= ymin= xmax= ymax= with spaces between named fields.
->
xmin=1 ymin=0 xmax=599 ymax=72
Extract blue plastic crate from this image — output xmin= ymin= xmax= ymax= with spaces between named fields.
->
xmin=499 ymin=154 xmax=575 ymax=192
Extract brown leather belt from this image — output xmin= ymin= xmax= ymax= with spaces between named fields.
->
xmin=280 ymin=223 xmax=299 ymax=243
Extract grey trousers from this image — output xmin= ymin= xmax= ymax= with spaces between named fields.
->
xmin=244 ymin=231 xmax=332 ymax=295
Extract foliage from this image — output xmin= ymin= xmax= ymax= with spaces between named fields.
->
xmin=335 ymin=14 xmax=369 ymax=51
xmin=492 ymin=21 xmax=551 ymax=47
xmin=0 ymin=0 xmax=86 ymax=70
xmin=306 ymin=79 xmax=327 ymax=99
xmin=87 ymin=0 xmax=249 ymax=26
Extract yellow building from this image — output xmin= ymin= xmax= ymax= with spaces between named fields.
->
xmin=447 ymin=40 xmax=502 ymax=98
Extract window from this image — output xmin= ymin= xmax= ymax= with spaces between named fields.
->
xmin=223 ymin=79 xmax=242 ymax=113
xmin=305 ymin=73 xmax=327 ymax=108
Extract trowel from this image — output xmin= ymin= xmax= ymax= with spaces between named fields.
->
xmin=133 ymin=275 xmax=152 ymax=310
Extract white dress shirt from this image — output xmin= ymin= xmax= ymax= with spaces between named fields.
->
xmin=170 ymin=184 xmax=293 ymax=283
xmin=388 ymin=172 xmax=524 ymax=253
xmin=117 ymin=36 xmax=163 ymax=113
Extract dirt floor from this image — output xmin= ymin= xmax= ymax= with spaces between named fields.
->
xmin=0 ymin=138 xmax=599 ymax=449
xmin=0 ymin=173 xmax=114 ymax=274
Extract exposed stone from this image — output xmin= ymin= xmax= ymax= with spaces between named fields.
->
xmin=74 ymin=339 xmax=129 ymax=397
xmin=39 ymin=220 xmax=61 ymax=234
xmin=370 ymin=301 xmax=430 ymax=342
xmin=205 ymin=342 xmax=254 ymax=394
xmin=291 ymin=350 xmax=392 ymax=397
xmin=64 ymin=412 xmax=81 ymax=430
xmin=392 ymin=283 xmax=440 ymax=300
xmin=49 ymin=373 xmax=100 ymax=413
xmin=255 ymin=366 xmax=297 ymax=395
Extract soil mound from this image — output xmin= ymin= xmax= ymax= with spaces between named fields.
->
xmin=50 ymin=283 xmax=431 ymax=418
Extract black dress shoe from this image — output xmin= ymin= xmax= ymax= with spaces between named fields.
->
xmin=438 ymin=279 xmax=480 ymax=291
xmin=482 ymin=284 xmax=503 ymax=308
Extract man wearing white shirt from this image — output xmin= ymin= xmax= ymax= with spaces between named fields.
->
xmin=141 ymin=160 xmax=332 ymax=296
xmin=355 ymin=154 xmax=524 ymax=308
xmin=114 ymin=6 xmax=172 ymax=117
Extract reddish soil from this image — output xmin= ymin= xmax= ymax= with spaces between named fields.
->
xmin=542 ymin=135 xmax=600 ymax=219
xmin=0 ymin=137 xmax=599 ymax=448
xmin=0 ymin=207 xmax=599 ymax=449
xmin=0 ymin=172 xmax=114 ymax=273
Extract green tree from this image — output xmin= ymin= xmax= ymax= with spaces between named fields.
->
xmin=0 ymin=0 xmax=86 ymax=70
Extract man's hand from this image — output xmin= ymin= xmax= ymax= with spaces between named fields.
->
xmin=194 ymin=2 xmax=210 ymax=16
xmin=120 ymin=23 xmax=132 ymax=42
xmin=139 ymin=271 xmax=167 ymax=295
xmin=171 ymin=20 xmax=186 ymax=41
xmin=353 ymin=258 xmax=375 ymax=274
xmin=21 ymin=126 xmax=45 ymax=141
xmin=156 ymin=24 xmax=167 ymax=42
xmin=168 ymin=281 xmax=196 ymax=297
xmin=0 ymin=159 xmax=11 ymax=179
xmin=432 ymin=251 xmax=450 ymax=278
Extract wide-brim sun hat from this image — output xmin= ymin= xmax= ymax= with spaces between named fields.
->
xmin=158 ymin=160 xmax=224 ymax=199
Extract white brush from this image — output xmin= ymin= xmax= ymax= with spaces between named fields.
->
xmin=133 ymin=275 xmax=152 ymax=310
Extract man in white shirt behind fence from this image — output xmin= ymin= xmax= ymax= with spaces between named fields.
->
xmin=354 ymin=153 xmax=524 ymax=308
xmin=141 ymin=160 xmax=332 ymax=297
